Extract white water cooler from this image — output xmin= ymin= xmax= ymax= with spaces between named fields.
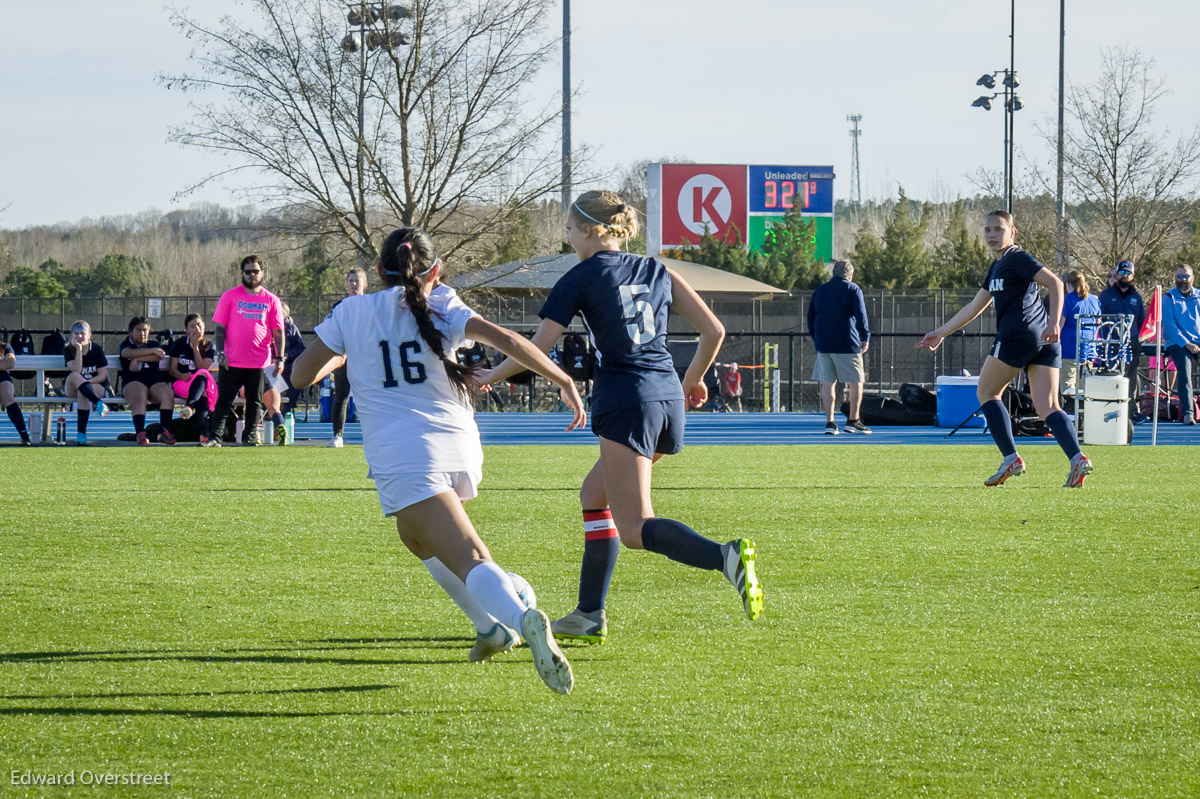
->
xmin=1082 ymin=374 xmax=1129 ymax=445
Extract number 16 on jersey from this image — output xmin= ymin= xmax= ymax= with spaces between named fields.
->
xmin=378 ymin=339 xmax=427 ymax=387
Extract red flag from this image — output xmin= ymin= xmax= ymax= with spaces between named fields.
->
xmin=1139 ymin=285 xmax=1162 ymax=343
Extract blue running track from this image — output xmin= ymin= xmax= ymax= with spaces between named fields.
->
xmin=3 ymin=410 xmax=1197 ymax=447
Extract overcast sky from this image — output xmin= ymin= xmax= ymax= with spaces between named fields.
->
xmin=1 ymin=1 xmax=1196 ymax=229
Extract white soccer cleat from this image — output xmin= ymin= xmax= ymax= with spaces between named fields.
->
xmin=469 ymin=623 xmax=519 ymax=663
xmin=327 ymin=434 xmax=344 ymax=448
xmin=1064 ymin=453 xmax=1093 ymax=488
xmin=551 ymin=608 xmax=607 ymax=644
xmin=520 ymin=608 xmax=574 ymax=694
xmin=984 ymin=456 xmax=1025 ymax=486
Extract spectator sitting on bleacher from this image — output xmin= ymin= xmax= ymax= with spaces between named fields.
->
xmin=1 ymin=338 xmax=34 ymax=445
xmin=63 ymin=320 xmax=111 ymax=446
xmin=168 ymin=313 xmax=218 ymax=444
xmin=120 ymin=317 xmax=177 ymax=446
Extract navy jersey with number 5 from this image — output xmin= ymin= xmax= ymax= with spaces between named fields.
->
xmin=983 ymin=246 xmax=1048 ymax=346
xmin=539 ymin=251 xmax=682 ymax=415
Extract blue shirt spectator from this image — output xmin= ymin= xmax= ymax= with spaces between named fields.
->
xmin=1062 ymin=288 xmax=1101 ymax=360
xmin=1163 ymin=277 xmax=1200 ymax=350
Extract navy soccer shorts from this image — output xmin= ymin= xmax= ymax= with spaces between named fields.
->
xmin=990 ymin=338 xmax=1062 ymax=370
xmin=592 ymin=398 xmax=685 ymax=460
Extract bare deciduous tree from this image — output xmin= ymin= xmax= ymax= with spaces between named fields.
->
xmin=1053 ymin=47 xmax=1200 ymax=276
xmin=162 ymin=0 xmax=575 ymax=264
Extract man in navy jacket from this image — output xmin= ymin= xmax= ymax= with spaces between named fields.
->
xmin=807 ymin=260 xmax=871 ymax=434
xmin=1099 ymin=260 xmax=1147 ymax=421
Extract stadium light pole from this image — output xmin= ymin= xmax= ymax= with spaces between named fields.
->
xmin=971 ymin=0 xmax=1021 ymax=211
xmin=972 ymin=70 xmax=1023 ymax=212
xmin=561 ymin=0 xmax=572 ymax=218
xmin=1055 ymin=0 xmax=1067 ymax=272
xmin=341 ymin=3 xmax=411 ymax=268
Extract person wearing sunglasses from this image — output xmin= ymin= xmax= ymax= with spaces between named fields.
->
xmin=1099 ymin=259 xmax=1148 ymax=423
xmin=1163 ymin=264 xmax=1200 ymax=424
xmin=204 ymin=255 xmax=286 ymax=446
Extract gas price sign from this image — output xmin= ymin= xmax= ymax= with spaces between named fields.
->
xmin=647 ymin=163 xmax=834 ymax=263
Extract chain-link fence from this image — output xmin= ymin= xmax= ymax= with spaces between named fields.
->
xmin=2 ymin=289 xmax=1001 ymax=412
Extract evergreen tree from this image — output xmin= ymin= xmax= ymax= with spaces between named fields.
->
xmin=285 ymin=239 xmax=348 ymax=296
xmin=493 ymin=205 xmax=537 ymax=264
xmin=848 ymin=228 xmax=885 ymax=288
xmin=666 ymin=225 xmax=751 ymax=276
xmin=1171 ymin=217 xmax=1200 ymax=268
xmin=753 ymin=206 xmax=825 ymax=290
xmin=878 ymin=190 xmax=932 ymax=288
xmin=87 ymin=254 xmax=154 ymax=296
xmin=2 ymin=266 xmax=67 ymax=298
xmin=930 ymin=201 xmax=992 ymax=288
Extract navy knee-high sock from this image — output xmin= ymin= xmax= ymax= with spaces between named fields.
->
xmin=5 ymin=403 xmax=29 ymax=435
xmin=578 ymin=509 xmax=620 ymax=613
xmin=159 ymin=407 xmax=173 ymax=428
xmin=1045 ymin=410 xmax=1082 ymax=460
xmin=77 ymin=383 xmax=102 ymax=404
xmin=640 ymin=517 xmax=723 ymax=571
xmin=133 ymin=413 xmax=146 ymax=434
xmin=194 ymin=405 xmax=209 ymax=433
xmin=980 ymin=399 xmax=1017 ymax=458
xmin=77 ymin=409 xmax=90 ymax=434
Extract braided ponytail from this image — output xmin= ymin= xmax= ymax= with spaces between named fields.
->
xmin=378 ymin=227 xmax=476 ymax=400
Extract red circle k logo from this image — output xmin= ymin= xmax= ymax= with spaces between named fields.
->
xmin=677 ymin=174 xmax=731 ymax=235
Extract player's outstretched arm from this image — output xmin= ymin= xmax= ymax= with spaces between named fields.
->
xmin=668 ymin=269 xmax=725 ymax=408
xmin=467 ymin=317 xmax=585 ymax=432
xmin=476 ymin=317 xmax=564 ymax=386
xmin=290 ymin=337 xmax=345 ymax=389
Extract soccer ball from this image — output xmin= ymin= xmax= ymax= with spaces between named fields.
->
xmin=507 ymin=572 xmax=537 ymax=610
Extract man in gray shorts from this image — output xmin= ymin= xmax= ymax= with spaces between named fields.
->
xmin=807 ymin=259 xmax=872 ymax=434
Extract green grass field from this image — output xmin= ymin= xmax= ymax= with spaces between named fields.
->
xmin=1 ymin=445 xmax=1198 ymax=797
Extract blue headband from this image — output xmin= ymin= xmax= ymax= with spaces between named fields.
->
xmin=572 ymin=202 xmax=608 ymax=227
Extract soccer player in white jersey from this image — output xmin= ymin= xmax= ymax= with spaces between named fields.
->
xmin=291 ymin=226 xmax=585 ymax=694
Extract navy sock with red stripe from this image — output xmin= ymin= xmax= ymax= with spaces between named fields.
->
xmin=577 ymin=509 xmax=619 ymax=613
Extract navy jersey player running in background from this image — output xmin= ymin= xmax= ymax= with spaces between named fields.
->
xmin=917 ymin=210 xmax=1092 ymax=487
xmin=481 ymin=190 xmax=764 ymax=644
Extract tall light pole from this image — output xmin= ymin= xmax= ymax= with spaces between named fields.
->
xmin=971 ymin=0 xmax=1021 ymax=211
xmin=561 ymin=0 xmax=572 ymax=216
xmin=972 ymin=70 xmax=1023 ymax=212
xmin=341 ymin=3 xmax=411 ymax=268
xmin=1055 ymin=0 xmax=1067 ymax=273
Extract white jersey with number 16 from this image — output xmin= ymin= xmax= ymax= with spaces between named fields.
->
xmin=313 ymin=285 xmax=482 ymax=476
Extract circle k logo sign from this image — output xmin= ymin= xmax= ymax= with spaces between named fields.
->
xmin=677 ymin=174 xmax=732 ymax=235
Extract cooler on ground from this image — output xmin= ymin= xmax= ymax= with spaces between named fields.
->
xmin=936 ymin=375 xmax=985 ymax=428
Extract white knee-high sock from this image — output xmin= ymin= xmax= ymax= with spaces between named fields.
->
xmin=422 ymin=557 xmax=496 ymax=633
xmin=463 ymin=562 xmax=527 ymax=632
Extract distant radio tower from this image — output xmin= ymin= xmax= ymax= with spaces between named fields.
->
xmin=847 ymin=114 xmax=863 ymax=205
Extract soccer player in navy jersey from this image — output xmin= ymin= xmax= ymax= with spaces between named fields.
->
xmin=120 ymin=317 xmax=176 ymax=445
xmin=63 ymin=320 xmax=112 ymax=445
xmin=480 ymin=190 xmax=764 ymax=644
xmin=917 ymin=210 xmax=1093 ymax=487
xmin=1 ymin=339 xmax=33 ymax=445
